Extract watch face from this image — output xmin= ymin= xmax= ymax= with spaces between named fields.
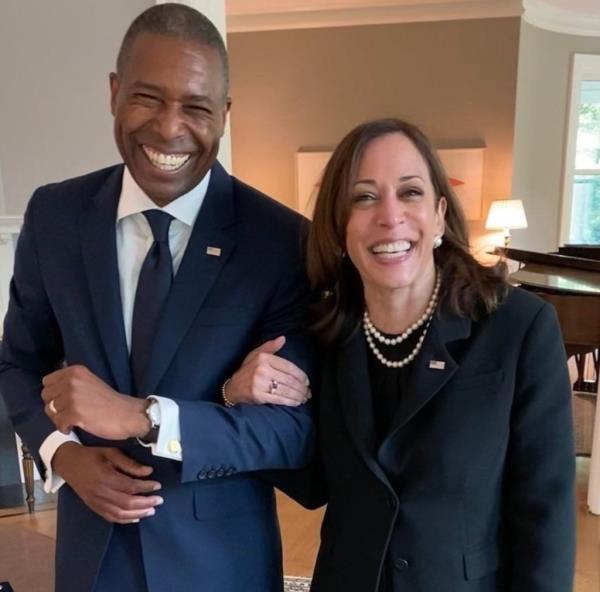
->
xmin=147 ymin=400 xmax=161 ymax=427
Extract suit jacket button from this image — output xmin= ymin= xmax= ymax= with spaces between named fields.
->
xmin=197 ymin=470 xmax=207 ymax=480
xmin=225 ymin=468 xmax=234 ymax=476
xmin=207 ymin=470 xmax=216 ymax=479
xmin=216 ymin=468 xmax=225 ymax=477
xmin=394 ymin=558 xmax=409 ymax=571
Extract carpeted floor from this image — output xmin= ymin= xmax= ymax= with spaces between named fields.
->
xmin=284 ymin=576 xmax=312 ymax=591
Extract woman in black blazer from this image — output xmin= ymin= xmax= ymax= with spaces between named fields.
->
xmin=225 ymin=118 xmax=575 ymax=592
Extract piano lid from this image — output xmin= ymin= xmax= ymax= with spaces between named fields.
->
xmin=496 ymin=247 xmax=600 ymax=295
xmin=558 ymin=244 xmax=600 ymax=261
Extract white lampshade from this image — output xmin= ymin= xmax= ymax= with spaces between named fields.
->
xmin=485 ymin=199 xmax=528 ymax=231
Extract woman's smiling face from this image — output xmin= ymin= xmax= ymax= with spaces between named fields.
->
xmin=345 ymin=132 xmax=446 ymax=300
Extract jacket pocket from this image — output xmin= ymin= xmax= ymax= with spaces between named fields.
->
xmin=463 ymin=544 xmax=500 ymax=580
xmin=193 ymin=479 xmax=269 ymax=521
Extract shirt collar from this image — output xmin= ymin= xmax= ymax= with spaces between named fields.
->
xmin=117 ymin=166 xmax=211 ymax=227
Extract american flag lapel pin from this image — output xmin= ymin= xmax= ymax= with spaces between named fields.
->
xmin=429 ymin=360 xmax=446 ymax=370
xmin=206 ymin=246 xmax=221 ymax=257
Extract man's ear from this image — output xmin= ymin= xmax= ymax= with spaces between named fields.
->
xmin=221 ymin=97 xmax=231 ymax=138
xmin=221 ymin=97 xmax=232 ymax=131
xmin=109 ymin=73 xmax=119 ymax=116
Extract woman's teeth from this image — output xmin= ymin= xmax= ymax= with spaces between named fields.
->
xmin=142 ymin=146 xmax=191 ymax=171
xmin=371 ymin=240 xmax=412 ymax=255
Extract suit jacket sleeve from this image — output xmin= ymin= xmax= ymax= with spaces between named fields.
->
xmin=261 ymin=365 xmax=328 ymax=508
xmin=176 ymin=245 xmax=317 ymax=483
xmin=506 ymin=302 xmax=575 ymax=590
xmin=261 ymin=444 xmax=328 ymax=510
xmin=0 ymin=193 xmax=65 ymax=475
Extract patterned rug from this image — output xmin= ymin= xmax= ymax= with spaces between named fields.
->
xmin=284 ymin=575 xmax=312 ymax=591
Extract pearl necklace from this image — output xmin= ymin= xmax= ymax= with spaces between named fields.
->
xmin=363 ymin=272 xmax=441 ymax=369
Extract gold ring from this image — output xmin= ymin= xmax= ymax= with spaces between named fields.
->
xmin=49 ymin=400 xmax=58 ymax=415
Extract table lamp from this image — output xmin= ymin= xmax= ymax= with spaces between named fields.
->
xmin=485 ymin=199 xmax=528 ymax=248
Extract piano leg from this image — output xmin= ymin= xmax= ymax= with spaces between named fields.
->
xmin=573 ymin=350 xmax=599 ymax=393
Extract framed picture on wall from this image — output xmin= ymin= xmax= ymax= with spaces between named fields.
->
xmin=295 ymin=151 xmax=331 ymax=219
xmin=437 ymin=147 xmax=484 ymax=221
xmin=296 ymin=146 xmax=485 ymax=220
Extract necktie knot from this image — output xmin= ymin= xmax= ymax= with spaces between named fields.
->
xmin=144 ymin=210 xmax=173 ymax=244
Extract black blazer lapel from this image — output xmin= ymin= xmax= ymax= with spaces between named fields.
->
xmin=80 ymin=166 xmax=133 ymax=394
xmin=382 ymin=309 xmax=472 ymax=441
xmin=141 ymin=162 xmax=236 ymax=394
xmin=336 ymin=330 xmax=393 ymax=486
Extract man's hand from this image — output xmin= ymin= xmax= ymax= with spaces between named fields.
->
xmin=52 ymin=442 xmax=163 ymax=524
xmin=42 ymin=365 xmax=150 ymax=440
xmin=225 ymin=336 xmax=311 ymax=407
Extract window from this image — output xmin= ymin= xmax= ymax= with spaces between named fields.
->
xmin=561 ymin=55 xmax=600 ymax=245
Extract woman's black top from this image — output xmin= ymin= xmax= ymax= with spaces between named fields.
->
xmin=365 ymin=323 xmax=426 ymax=446
xmin=365 ymin=321 xmax=429 ymax=592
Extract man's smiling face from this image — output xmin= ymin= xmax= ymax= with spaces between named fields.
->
xmin=110 ymin=33 xmax=230 ymax=206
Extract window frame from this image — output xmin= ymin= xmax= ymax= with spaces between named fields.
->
xmin=560 ymin=53 xmax=600 ymax=245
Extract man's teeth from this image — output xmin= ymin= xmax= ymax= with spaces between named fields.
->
xmin=142 ymin=146 xmax=191 ymax=171
xmin=371 ymin=240 xmax=412 ymax=255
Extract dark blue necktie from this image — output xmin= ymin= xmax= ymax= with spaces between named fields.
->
xmin=131 ymin=210 xmax=174 ymax=392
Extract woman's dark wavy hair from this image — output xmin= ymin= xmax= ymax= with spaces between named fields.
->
xmin=307 ymin=118 xmax=508 ymax=344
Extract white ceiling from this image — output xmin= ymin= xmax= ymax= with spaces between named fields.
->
xmin=225 ymin=0 xmax=600 ymax=34
xmin=226 ymin=0 xmax=524 ymax=31
xmin=523 ymin=0 xmax=600 ymax=36
xmin=227 ymin=0 xmax=498 ymax=15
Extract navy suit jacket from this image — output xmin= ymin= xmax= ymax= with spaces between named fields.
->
xmin=0 ymin=162 xmax=315 ymax=592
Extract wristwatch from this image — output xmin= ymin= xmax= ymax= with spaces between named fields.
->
xmin=140 ymin=397 xmax=161 ymax=444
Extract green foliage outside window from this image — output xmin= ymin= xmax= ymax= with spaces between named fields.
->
xmin=571 ymin=94 xmax=600 ymax=244
xmin=573 ymin=176 xmax=600 ymax=243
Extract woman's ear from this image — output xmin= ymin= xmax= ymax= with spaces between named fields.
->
xmin=436 ymin=196 xmax=447 ymax=235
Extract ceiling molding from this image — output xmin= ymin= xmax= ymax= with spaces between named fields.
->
xmin=227 ymin=1 xmax=523 ymax=33
xmin=522 ymin=0 xmax=600 ymax=37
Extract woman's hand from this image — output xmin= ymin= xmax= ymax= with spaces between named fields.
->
xmin=224 ymin=336 xmax=311 ymax=407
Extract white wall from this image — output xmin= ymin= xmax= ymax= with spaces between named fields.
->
xmin=0 ymin=0 xmax=152 ymax=216
xmin=511 ymin=20 xmax=600 ymax=251
xmin=0 ymin=162 xmax=6 ymax=214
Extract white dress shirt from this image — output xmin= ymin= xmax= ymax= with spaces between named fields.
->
xmin=39 ymin=167 xmax=210 ymax=493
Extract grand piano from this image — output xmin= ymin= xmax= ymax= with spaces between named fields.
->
xmin=500 ymin=245 xmax=600 ymax=513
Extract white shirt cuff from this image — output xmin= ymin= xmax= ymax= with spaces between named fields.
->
xmin=142 ymin=396 xmax=182 ymax=461
xmin=39 ymin=430 xmax=81 ymax=494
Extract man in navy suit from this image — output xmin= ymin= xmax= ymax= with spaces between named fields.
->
xmin=0 ymin=4 xmax=314 ymax=591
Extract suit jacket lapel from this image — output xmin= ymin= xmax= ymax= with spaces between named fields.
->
xmin=336 ymin=330 xmax=393 ymax=486
xmin=382 ymin=308 xmax=471 ymax=442
xmin=141 ymin=162 xmax=236 ymax=394
xmin=80 ymin=166 xmax=133 ymax=394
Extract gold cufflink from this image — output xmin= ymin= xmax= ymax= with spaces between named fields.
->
xmin=168 ymin=440 xmax=182 ymax=454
